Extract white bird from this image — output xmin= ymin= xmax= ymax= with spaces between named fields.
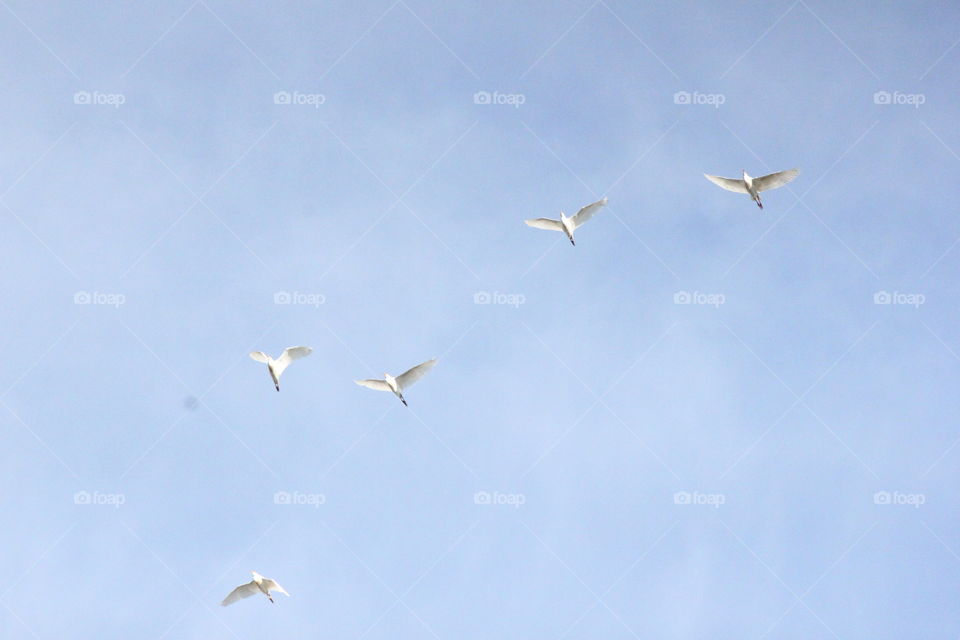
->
xmin=704 ymin=169 xmax=799 ymax=209
xmin=355 ymin=358 xmax=438 ymax=406
xmin=221 ymin=571 xmax=290 ymax=606
xmin=249 ymin=346 xmax=313 ymax=391
xmin=525 ymin=196 xmax=608 ymax=245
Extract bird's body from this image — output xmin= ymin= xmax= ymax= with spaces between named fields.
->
xmin=742 ymin=171 xmax=756 ymax=202
xmin=525 ymin=197 xmax=608 ymax=245
xmin=559 ymin=213 xmax=576 ymax=245
xmin=704 ymin=168 xmax=799 ymax=209
xmin=250 ymin=346 xmax=313 ymax=391
xmin=355 ymin=358 xmax=438 ymax=406
xmin=221 ymin=571 xmax=290 ymax=606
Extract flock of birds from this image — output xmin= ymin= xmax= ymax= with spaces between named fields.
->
xmin=221 ymin=166 xmax=800 ymax=607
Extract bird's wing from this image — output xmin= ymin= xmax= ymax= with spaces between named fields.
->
xmin=524 ymin=218 xmax=563 ymax=231
xmin=272 ymin=346 xmax=313 ymax=377
xmin=571 ymin=197 xmax=608 ymax=229
xmin=221 ymin=581 xmax=259 ymax=606
xmin=355 ymin=379 xmax=391 ymax=392
xmin=754 ymin=168 xmax=799 ymax=192
xmin=396 ymin=358 xmax=438 ymax=390
xmin=263 ymin=579 xmax=290 ymax=597
xmin=249 ymin=351 xmax=270 ymax=364
xmin=704 ymin=174 xmax=749 ymax=193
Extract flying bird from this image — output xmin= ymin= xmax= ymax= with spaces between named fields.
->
xmin=249 ymin=346 xmax=313 ymax=391
xmin=525 ymin=196 xmax=608 ymax=245
xmin=355 ymin=358 xmax=438 ymax=406
xmin=704 ymin=169 xmax=799 ymax=209
xmin=221 ymin=571 xmax=290 ymax=606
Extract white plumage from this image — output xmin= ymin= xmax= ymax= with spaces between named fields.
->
xmin=355 ymin=358 xmax=438 ymax=406
xmin=525 ymin=197 xmax=608 ymax=245
xmin=250 ymin=346 xmax=313 ymax=391
xmin=704 ymin=169 xmax=798 ymax=209
xmin=221 ymin=571 xmax=290 ymax=606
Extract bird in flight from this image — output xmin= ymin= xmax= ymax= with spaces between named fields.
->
xmin=525 ymin=196 xmax=608 ymax=245
xmin=704 ymin=168 xmax=799 ymax=209
xmin=221 ymin=571 xmax=290 ymax=606
xmin=355 ymin=357 xmax=438 ymax=406
xmin=249 ymin=346 xmax=313 ymax=391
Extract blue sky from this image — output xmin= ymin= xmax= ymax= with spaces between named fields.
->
xmin=2 ymin=0 xmax=959 ymax=637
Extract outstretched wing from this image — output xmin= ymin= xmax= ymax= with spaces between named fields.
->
xmin=396 ymin=358 xmax=438 ymax=390
xmin=524 ymin=218 xmax=563 ymax=231
xmin=273 ymin=346 xmax=313 ymax=377
xmin=571 ymin=197 xmax=608 ymax=229
xmin=263 ymin=579 xmax=290 ymax=597
xmin=355 ymin=379 xmax=391 ymax=392
xmin=221 ymin=581 xmax=259 ymax=606
xmin=704 ymin=174 xmax=748 ymax=193
xmin=249 ymin=351 xmax=270 ymax=364
xmin=754 ymin=168 xmax=799 ymax=192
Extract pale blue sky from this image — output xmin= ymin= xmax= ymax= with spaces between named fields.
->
xmin=2 ymin=1 xmax=959 ymax=638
